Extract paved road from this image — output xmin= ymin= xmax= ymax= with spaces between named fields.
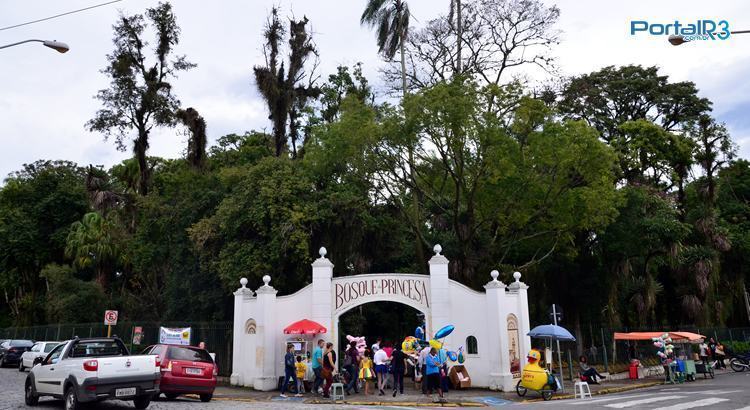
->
xmin=0 ymin=367 xmax=364 ymax=410
xmin=4 ymin=365 xmax=750 ymax=409
xmin=524 ymin=371 xmax=750 ymax=410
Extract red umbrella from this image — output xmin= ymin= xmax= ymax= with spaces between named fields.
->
xmin=283 ymin=319 xmax=327 ymax=335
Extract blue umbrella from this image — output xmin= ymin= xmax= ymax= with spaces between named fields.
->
xmin=527 ymin=324 xmax=576 ymax=342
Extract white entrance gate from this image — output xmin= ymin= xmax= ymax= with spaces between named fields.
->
xmin=230 ymin=245 xmax=531 ymax=391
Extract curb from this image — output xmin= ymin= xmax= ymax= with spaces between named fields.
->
xmin=306 ymin=399 xmax=487 ymax=407
xmin=522 ymin=381 xmax=663 ymax=402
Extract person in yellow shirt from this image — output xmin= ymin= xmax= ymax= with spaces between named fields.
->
xmin=295 ymin=356 xmax=307 ymax=394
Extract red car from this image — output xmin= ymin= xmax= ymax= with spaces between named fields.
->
xmin=141 ymin=344 xmax=217 ymax=402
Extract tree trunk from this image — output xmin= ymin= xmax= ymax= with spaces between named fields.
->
xmin=456 ymin=0 xmax=462 ymax=73
xmin=135 ymin=128 xmax=150 ymax=196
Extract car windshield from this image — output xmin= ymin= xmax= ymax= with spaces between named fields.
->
xmin=70 ymin=340 xmax=126 ymax=358
xmin=10 ymin=340 xmax=33 ymax=347
xmin=167 ymin=346 xmax=213 ymax=363
xmin=44 ymin=343 xmax=59 ymax=353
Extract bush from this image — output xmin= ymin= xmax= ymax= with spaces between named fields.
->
xmin=723 ymin=341 xmax=750 ymax=355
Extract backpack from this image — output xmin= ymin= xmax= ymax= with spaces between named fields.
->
xmin=343 ymin=350 xmax=352 ymax=367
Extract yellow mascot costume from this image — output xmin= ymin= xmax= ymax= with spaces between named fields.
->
xmin=520 ymin=349 xmax=549 ymax=391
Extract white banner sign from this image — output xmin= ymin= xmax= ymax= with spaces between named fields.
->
xmin=332 ymin=274 xmax=431 ymax=315
xmin=159 ymin=327 xmax=191 ymax=345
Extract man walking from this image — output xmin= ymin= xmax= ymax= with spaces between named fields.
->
xmin=312 ymin=339 xmax=325 ymax=395
xmin=280 ymin=344 xmax=300 ymax=398
xmin=391 ymin=344 xmax=407 ymax=396
xmin=419 ymin=345 xmax=430 ymax=394
xmin=344 ymin=340 xmax=360 ymax=395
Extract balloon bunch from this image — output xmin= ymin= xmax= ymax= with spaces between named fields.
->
xmin=652 ymin=333 xmax=675 ymax=362
xmin=402 ymin=325 xmax=465 ymax=364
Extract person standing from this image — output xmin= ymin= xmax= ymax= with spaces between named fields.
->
xmin=344 ymin=340 xmax=360 ymax=395
xmin=322 ymin=342 xmax=337 ymax=398
xmin=373 ymin=345 xmax=390 ymax=395
xmin=295 ymin=356 xmax=307 ymax=394
xmin=715 ymin=342 xmax=727 ymax=369
xmin=280 ymin=344 xmax=300 ymax=398
xmin=425 ymin=347 xmax=444 ymax=401
xmin=372 ymin=337 xmax=382 ymax=353
xmin=391 ymin=344 xmax=407 ymax=397
xmin=359 ymin=349 xmax=375 ymax=395
xmin=699 ymin=340 xmax=710 ymax=367
xmin=312 ymin=339 xmax=325 ymax=395
xmin=419 ymin=345 xmax=430 ymax=394
xmin=708 ymin=338 xmax=718 ymax=364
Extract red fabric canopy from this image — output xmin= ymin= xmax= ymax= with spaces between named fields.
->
xmin=283 ymin=319 xmax=327 ymax=335
xmin=614 ymin=331 xmax=706 ymax=343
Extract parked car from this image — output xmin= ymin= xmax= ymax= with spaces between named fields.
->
xmin=141 ymin=344 xmax=217 ymax=402
xmin=19 ymin=341 xmax=60 ymax=371
xmin=24 ymin=337 xmax=160 ymax=409
xmin=0 ymin=339 xmax=35 ymax=367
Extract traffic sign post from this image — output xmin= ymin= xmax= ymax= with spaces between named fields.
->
xmin=104 ymin=310 xmax=118 ymax=337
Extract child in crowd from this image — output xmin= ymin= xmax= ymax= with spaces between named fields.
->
xmin=359 ymin=349 xmax=375 ymax=395
xmin=295 ymin=356 xmax=306 ymax=394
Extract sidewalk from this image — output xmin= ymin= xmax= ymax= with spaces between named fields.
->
xmin=207 ymin=374 xmax=673 ymax=406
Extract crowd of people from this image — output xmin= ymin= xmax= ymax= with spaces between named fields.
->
xmin=279 ymin=337 xmax=450 ymax=401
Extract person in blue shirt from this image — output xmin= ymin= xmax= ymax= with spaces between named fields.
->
xmin=280 ymin=344 xmax=301 ymax=397
xmin=425 ymin=347 xmax=444 ymax=401
xmin=311 ymin=339 xmax=325 ymax=395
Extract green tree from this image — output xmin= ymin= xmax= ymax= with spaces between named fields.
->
xmin=65 ymin=212 xmax=123 ymax=288
xmin=87 ymin=2 xmax=195 ymax=195
xmin=0 ymin=161 xmax=88 ymax=325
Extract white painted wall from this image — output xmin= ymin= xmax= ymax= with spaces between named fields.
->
xmin=231 ymin=246 xmax=531 ymax=391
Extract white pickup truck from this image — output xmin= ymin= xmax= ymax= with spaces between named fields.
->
xmin=24 ymin=337 xmax=160 ymax=410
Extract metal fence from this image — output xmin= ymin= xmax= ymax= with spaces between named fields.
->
xmin=0 ymin=321 xmax=233 ymax=377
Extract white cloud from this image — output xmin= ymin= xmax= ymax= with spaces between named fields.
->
xmin=0 ymin=0 xmax=747 ymax=181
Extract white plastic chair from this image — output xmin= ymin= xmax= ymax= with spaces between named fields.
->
xmin=331 ymin=382 xmax=345 ymax=401
xmin=574 ymin=380 xmax=592 ymax=399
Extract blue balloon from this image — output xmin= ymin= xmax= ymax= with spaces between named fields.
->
xmin=415 ymin=326 xmax=425 ymax=340
xmin=447 ymin=351 xmax=458 ymax=361
xmin=434 ymin=325 xmax=455 ymax=339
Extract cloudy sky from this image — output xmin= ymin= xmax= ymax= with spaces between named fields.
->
xmin=0 ymin=0 xmax=748 ymax=181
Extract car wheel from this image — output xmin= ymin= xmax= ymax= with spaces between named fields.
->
xmin=64 ymin=386 xmax=80 ymax=410
xmin=18 ymin=360 xmax=25 ymax=372
xmin=200 ymin=393 xmax=213 ymax=402
xmin=164 ymin=393 xmax=178 ymax=400
xmin=25 ymin=378 xmax=39 ymax=406
xmin=133 ymin=396 xmax=151 ymax=409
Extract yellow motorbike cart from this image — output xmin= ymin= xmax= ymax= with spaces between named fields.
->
xmin=515 ymin=349 xmax=558 ymax=401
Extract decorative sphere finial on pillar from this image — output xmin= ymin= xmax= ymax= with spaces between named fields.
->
xmin=433 ymin=244 xmax=442 ymax=255
xmin=513 ymin=271 xmax=522 ymax=282
xmin=490 ymin=270 xmax=499 ymax=281
xmin=240 ymin=277 xmax=248 ymax=288
xmin=262 ymin=275 xmax=271 ymax=286
xmin=319 ymin=247 xmax=327 ymax=258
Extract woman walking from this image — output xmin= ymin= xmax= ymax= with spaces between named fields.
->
xmin=322 ymin=342 xmax=337 ymax=398
xmin=373 ymin=342 xmax=391 ymax=395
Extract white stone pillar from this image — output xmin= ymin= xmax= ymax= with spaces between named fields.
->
xmin=428 ymin=244 xmax=450 ymax=341
xmin=253 ymin=275 xmax=278 ymax=391
xmin=510 ymin=272 xmax=532 ymax=361
xmin=231 ymin=278 xmax=254 ymax=386
xmin=484 ymin=270 xmax=512 ymax=390
xmin=311 ymin=247 xmax=334 ymax=347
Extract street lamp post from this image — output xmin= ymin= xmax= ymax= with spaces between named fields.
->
xmin=669 ymin=30 xmax=750 ymax=46
xmin=0 ymin=39 xmax=69 ymax=53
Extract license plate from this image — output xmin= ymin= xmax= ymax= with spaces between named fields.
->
xmin=186 ymin=367 xmax=202 ymax=375
xmin=115 ymin=387 xmax=136 ymax=397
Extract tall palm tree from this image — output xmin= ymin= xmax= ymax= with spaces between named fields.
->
xmin=361 ymin=0 xmax=410 ymax=97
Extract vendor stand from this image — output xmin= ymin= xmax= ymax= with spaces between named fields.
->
xmin=614 ymin=331 xmax=707 ymax=382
